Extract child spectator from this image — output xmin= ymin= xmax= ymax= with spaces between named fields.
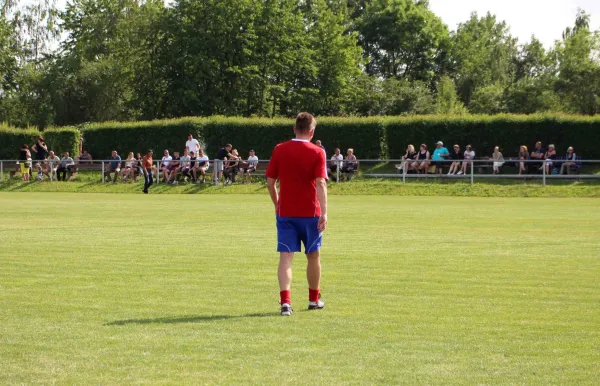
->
xmin=18 ymin=145 xmax=31 ymax=181
xmin=448 ymin=145 xmax=463 ymax=175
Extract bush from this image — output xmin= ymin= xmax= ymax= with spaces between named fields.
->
xmin=82 ymin=118 xmax=205 ymax=160
xmin=44 ymin=127 xmax=81 ymax=157
xmin=0 ymin=124 xmax=40 ymax=160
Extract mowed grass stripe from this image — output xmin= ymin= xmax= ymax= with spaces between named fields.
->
xmin=0 ymin=193 xmax=599 ymax=384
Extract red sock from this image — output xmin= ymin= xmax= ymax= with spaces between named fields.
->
xmin=309 ymin=288 xmax=320 ymax=302
xmin=280 ymin=290 xmax=291 ymax=305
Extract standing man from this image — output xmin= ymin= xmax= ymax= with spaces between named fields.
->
xmin=186 ymin=133 xmax=200 ymax=155
xmin=142 ymin=150 xmax=154 ymax=194
xmin=213 ymin=144 xmax=232 ymax=185
xmin=266 ymin=112 xmax=328 ymax=316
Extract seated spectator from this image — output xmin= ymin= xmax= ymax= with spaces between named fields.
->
xmin=56 ymin=152 xmax=75 ymax=181
xmin=518 ymin=145 xmax=530 ymax=175
xmin=78 ymin=150 xmax=93 ymax=164
xmin=160 ymin=149 xmax=172 ymax=182
xmin=18 ymin=144 xmax=32 ymax=182
xmin=104 ymin=150 xmax=122 ymax=183
xmin=46 ymin=151 xmax=61 ymax=180
xmin=490 ymin=146 xmax=504 ymax=175
xmin=530 ymin=141 xmax=545 ymax=171
xmin=239 ymin=150 xmax=259 ymax=184
xmin=342 ymin=148 xmax=358 ymax=181
xmin=171 ymin=150 xmax=190 ymax=184
xmin=432 ymin=141 xmax=449 ymax=175
xmin=328 ymin=148 xmax=343 ymax=180
xmin=560 ymin=147 xmax=577 ymax=175
xmin=192 ymin=149 xmax=210 ymax=184
xmin=167 ymin=151 xmax=181 ymax=184
xmin=121 ymin=152 xmax=136 ymax=182
xmin=415 ymin=144 xmax=430 ymax=174
xmin=396 ymin=145 xmax=416 ymax=173
xmin=448 ymin=145 xmax=463 ymax=175
xmin=543 ymin=144 xmax=557 ymax=174
xmin=223 ymin=149 xmax=241 ymax=185
xmin=459 ymin=145 xmax=475 ymax=175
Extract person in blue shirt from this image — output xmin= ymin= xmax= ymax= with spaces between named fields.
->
xmin=431 ymin=141 xmax=450 ymax=175
xmin=104 ymin=150 xmax=122 ymax=183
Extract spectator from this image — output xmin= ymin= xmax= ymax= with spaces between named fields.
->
xmin=185 ymin=133 xmax=200 ymax=155
xmin=167 ymin=151 xmax=181 ymax=184
xmin=78 ymin=150 xmax=93 ymax=164
xmin=448 ymin=145 xmax=463 ymax=175
xmin=128 ymin=152 xmax=143 ymax=183
xmin=431 ymin=141 xmax=449 ymax=175
xmin=223 ymin=149 xmax=240 ymax=185
xmin=315 ymin=140 xmax=326 ymax=156
xmin=328 ymin=148 xmax=343 ymax=180
xmin=56 ymin=152 xmax=75 ymax=181
xmin=46 ymin=151 xmax=61 ymax=180
xmin=239 ymin=150 xmax=259 ymax=184
xmin=530 ymin=141 xmax=545 ymax=171
xmin=170 ymin=150 xmax=189 ymax=184
xmin=142 ymin=150 xmax=154 ymax=194
xmin=560 ymin=147 xmax=577 ymax=175
xmin=544 ymin=144 xmax=557 ymax=174
xmin=213 ymin=144 xmax=232 ymax=184
xmin=341 ymin=148 xmax=358 ymax=181
xmin=396 ymin=145 xmax=416 ymax=173
xmin=121 ymin=152 xmax=136 ymax=182
xmin=458 ymin=145 xmax=475 ymax=175
xmin=195 ymin=149 xmax=210 ymax=184
xmin=18 ymin=144 xmax=31 ymax=182
xmin=104 ymin=150 xmax=122 ymax=183
xmin=490 ymin=146 xmax=504 ymax=175
xmin=160 ymin=149 xmax=172 ymax=182
xmin=415 ymin=144 xmax=430 ymax=174
xmin=518 ymin=145 xmax=530 ymax=175
xmin=32 ymin=136 xmax=48 ymax=160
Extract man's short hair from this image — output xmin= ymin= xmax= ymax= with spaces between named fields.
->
xmin=225 ymin=144 xmax=232 ymax=149
xmin=295 ymin=112 xmax=317 ymax=133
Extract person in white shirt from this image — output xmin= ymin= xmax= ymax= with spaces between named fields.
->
xmin=161 ymin=149 xmax=172 ymax=182
xmin=170 ymin=149 xmax=190 ymax=183
xmin=328 ymin=148 xmax=343 ymax=181
xmin=458 ymin=144 xmax=475 ymax=175
xmin=193 ymin=148 xmax=210 ymax=183
xmin=185 ymin=134 xmax=200 ymax=155
xmin=239 ymin=150 xmax=259 ymax=184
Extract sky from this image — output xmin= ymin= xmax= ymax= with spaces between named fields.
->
xmin=429 ymin=0 xmax=600 ymax=47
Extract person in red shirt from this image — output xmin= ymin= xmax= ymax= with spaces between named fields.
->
xmin=266 ymin=112 xmax=328 ymax=316
xmin=142 ymin=150 xmax=154 ymax=194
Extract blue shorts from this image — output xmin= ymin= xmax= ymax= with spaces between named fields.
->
xmin=276 ymin=216 xmax=323 ymax=254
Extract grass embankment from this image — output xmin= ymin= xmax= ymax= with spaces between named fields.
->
xmin=1 ymin=194 xmax=599 ymax=384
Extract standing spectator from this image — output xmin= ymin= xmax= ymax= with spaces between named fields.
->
xmin=121 ymin=152 xmax=136 ymax=182
xmin=560 ymin=147 xmax=577 ymax=175
xmin=415 ymin=144 xmax=430 ymax=174
xmin=46 ymin=151 xmax=61 ymax=180
xmin=160 ymin=149 xmax=172 ymax=182
xmin=448 ymin=145 xmax=463 ymax=175
xmin=32 ymin=136 xmax=48 ymax=160
xmin=341 ymin=148 xmax=358 ymax=181
xmin=490 ymin=146 xmax=504 ymax=175
xmin=458 ymin=145 xmax=475 ymax=175
xmin=544 ymin=144 xmax=557 ymax=174
xmin=239 ymin=150 xmax=259 ymax=184
xmin=518 ymin=145 xmax=530 ymax=175
xmin=328 ymin=148 xmax=344 ymax=180
xmin=78 ymin=150 xmax=93 ymax=164
xmin=185 ymin=133 xmax=200 ymax=155
xmin=18 ymin=145 xmax=31 ymax=181
xmin=223 ymin=149 xmax=241 ymax=185
xmin=104 ymin=150 xmax=122 ymax=183
xmin=431 ymin=141 xmax=449 ymax=175
xmin=167 ymin=151 xmax=181 ymax=184
xmin=530 ymin=141 xmax=545 ymax=171
xmin=213 ymin=144 xmax=232 ymax=184
xmin=56 ymin=152 xmax=75 ymax=181
xmin=142 ymin=150 xmax=154 ymax=194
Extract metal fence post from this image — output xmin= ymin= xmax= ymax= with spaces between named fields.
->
xmin=543 ymin=160 xmax=547 ymax=186
xmin=101 ymin=161 xmax=105 ymax=183
xmin=336 ymin=160 xmax=340 ymax=183
xmin=470 ymin=160 xmax=474 ymax=185
xmin=402 ymin=159 xmax=406 ymax=184
xmin=0 ymin=161 xmax=3 ymax=182
xmin=156 ymin=161 xmax=160 ymax=184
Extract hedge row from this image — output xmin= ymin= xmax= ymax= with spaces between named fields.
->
xmin=0 ymin=125 xmax=80 ymax=159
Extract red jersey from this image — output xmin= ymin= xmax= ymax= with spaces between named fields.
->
xmin=266 ymin=139 xmax=328 ymax=217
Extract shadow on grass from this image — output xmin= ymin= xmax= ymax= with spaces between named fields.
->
xmin=105 ymin=312 xmax=275 ymax=326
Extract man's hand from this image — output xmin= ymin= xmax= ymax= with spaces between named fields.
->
xmin=318 ymin=214 xmax=328 ymax=233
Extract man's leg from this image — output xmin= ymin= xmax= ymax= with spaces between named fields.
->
xmin=306 ymin=250 xmax=321 ymax=302
xmin=278 ymin=252 xmax=294 ymax=306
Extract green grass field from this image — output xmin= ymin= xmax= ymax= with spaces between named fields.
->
xmin=1 ymin=193 xmax=599 ymax=384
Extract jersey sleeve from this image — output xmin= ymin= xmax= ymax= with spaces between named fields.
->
xmin=314 ymin=149 xmax=328 ymax=180
xmin=265 ymin=146 xmax=279 ymax=179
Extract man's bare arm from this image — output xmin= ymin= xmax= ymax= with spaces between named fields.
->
xmin=267 ymin=177 xmax=278 ymax=212
xmin=316 ymin=177 xmax=328 ymax=232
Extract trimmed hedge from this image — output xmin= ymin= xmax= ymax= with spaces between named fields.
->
xmin=0 ymin=125 xmax=41 ymax=159
xmin=385 ymin=114 xmax=600 ymax=159
xmin=44 ymin=127 xmax=81 ymax=157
